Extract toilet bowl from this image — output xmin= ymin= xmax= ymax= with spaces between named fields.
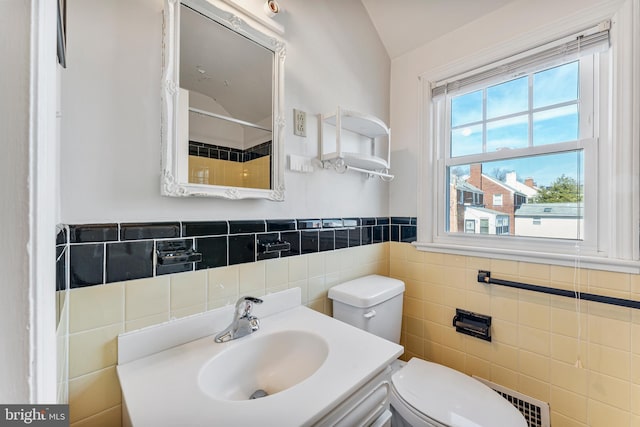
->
xmin=328 ymin=275 xmax=527 ymax=427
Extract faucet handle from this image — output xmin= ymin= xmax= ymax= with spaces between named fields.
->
xmin=236 ymin=296 xmax=263 ymax=316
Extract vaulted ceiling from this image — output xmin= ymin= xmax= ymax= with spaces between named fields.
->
xmin=360 ymin=0 xmax=517 ymax=59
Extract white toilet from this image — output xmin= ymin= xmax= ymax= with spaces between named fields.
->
xmin=328 ymin=275 xmax=528 ymax=427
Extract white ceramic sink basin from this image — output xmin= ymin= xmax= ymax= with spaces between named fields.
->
xmin=117 ymin=288 xmax=404 ymax=426
xmin=198 ymin=330 xmax=329 ymax=401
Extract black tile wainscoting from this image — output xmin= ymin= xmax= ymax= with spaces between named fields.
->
xmin=189 ymin=141 xmax=272 ymax=163
xmin=55 ymin=217 xmax=417 ymax=290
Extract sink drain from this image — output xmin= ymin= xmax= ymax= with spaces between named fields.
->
xmin=249 ymin=389 xmax=269 ymax=399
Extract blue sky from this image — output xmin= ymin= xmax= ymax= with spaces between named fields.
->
xmin=450 ymin=62 xmax=582 ymax=187
xmin=480 ymin=151 xmax=582 ymax=187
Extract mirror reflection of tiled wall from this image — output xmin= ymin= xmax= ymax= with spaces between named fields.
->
xmin=188 ymin=141 xmax=273 ymax=189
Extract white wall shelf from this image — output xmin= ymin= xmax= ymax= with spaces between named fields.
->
xmin=320 ymin=106 xmax=393 ymax=180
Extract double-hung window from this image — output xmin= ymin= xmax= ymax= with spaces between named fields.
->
xmin=444 ymin=55 xmax=593 ymax=241
xmin=418 ymin=18 xmax=640 ymax=270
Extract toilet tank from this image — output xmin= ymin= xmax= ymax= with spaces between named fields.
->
xmin=328 ymin=275 xmax=405 ymax=344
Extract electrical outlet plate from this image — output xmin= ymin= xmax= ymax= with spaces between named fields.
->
xmin=293 ymin=109 xmax=306 ymax=137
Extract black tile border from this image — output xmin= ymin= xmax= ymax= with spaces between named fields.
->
xmin=56 ymin=216 xmax=416 ymax=290
xmin=301 ymin=230 xmax=319 ymax=254
xmin=56 ymin=227 xmax=67 ymax=245
xmin=182 ymin=221 xmax=228 ymax=237
xmin=69 ymin=224 xmax=118 ymax=243
xmin=196 ymin=236 xmax=228 ymax=270
xmin=229 ymin=220 xmax=266 ymax=234
xmin=56 ymin=227 xmax=68 ymax=291
xmin=106 ymin=241 xmax=154 ymax=282
xmin=69 ymin=244 xmax=104 ymax=288
xmin=266 ymin=219 xmax=296 ymax=232
xmin=189 ymin=141 xmax=272 ymax=163
xmin=120 ymin=222 xmax=180 ymax=241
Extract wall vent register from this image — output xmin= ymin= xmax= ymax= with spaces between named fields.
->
xmin=473 ymin=376 xmax=551 ymax=427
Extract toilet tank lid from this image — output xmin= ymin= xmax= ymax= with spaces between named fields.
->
xmin=328 ymin=275 xmax=405 ymax=308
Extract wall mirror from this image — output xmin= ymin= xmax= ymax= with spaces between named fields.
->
xmin=161 ymin=0 xmax=285 ymax=200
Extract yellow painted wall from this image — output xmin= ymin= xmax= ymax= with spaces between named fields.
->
xmin=188 ymin=155 xmax=270 ymax=189
xmin=244 ymin=155 xmax=271 ymax=189
xmin=389 ymin=242 xmax=640 ymax=427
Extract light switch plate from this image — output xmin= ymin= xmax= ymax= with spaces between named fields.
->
xmin=293 ymin=109 xmax=306 ymax=137
xmin=288 ymin=154 xmax=314 ymax=173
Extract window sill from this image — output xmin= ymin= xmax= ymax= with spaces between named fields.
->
xmin=412 ymin=241 xmax=640 ymax=274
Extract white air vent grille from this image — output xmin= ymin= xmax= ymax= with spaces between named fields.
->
xmin=473 ymin=376 xmax=551 ymax=427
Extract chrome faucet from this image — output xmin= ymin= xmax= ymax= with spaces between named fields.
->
xmin=214 ymin=296 xmax=263 ymax=343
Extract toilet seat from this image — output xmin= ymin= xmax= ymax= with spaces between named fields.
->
xmin=390 ymin=358 xmax=527 ymax=427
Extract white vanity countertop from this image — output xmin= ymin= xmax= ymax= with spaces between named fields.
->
xmin=117 ymin=291 xmax=403 ymax=427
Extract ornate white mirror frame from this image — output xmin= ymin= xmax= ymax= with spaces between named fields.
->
xmin=161 ymin=0 xmax=286 ymax=200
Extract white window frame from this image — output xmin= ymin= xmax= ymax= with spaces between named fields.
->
xmin=493 ymin=194 xmax=503 ymax=207
xmin=441 ymin=54 xmax=597 ymax=250
xmin=479 ymin=218 xmax=489 ymax=234
xmin=465 ymin=219 xmax=476 ymax=233
xmin=416 ymin=6 xmax=640 ymax=273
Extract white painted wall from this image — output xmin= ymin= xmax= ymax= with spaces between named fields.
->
xmin=0 ymin=0 xmax=32 ymax=403
xmin=515 ymin=217 xmax=584 ymax=239
xmin=60 ymin=0 xmax=390 ymax=224
xmin=188 ymin=91 xmax=245 ymax=150
xmin=388 ymin=0 xmax=626 ymax=216
xmin=187 ymin=90 xmax=271 ymax=150
xmin=463 ymin=208 xmax=507 ymax=235
xmin=0 ymin=0 xmax=59 ymax=403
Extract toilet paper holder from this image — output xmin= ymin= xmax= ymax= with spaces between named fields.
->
xmin=452 ymin=308 xmax=492 ymax=341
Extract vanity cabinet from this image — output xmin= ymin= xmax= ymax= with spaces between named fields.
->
xmin=319 ymin=106 xmax=392 ymax=179
xmin=314 ymin=366 xmax=393 ymax=427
